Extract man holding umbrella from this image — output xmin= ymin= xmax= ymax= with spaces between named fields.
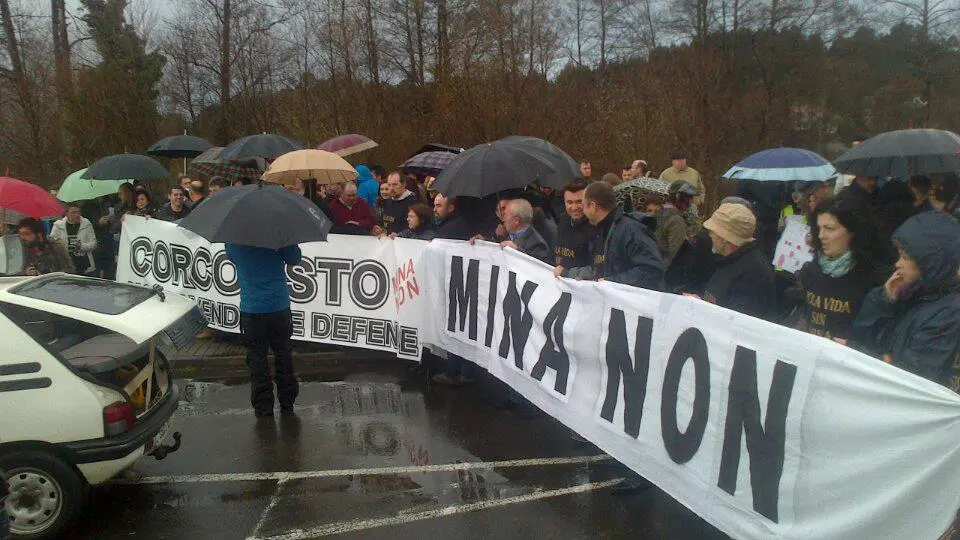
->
xmin=226 ymin=240 xmax=302 ymax=417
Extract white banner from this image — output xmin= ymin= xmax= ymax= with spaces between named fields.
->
xmin=117 ymin=218 xmax=960 ymax=539
xmin=418 ymin=239 xmax=960 ymax=540
xmin=117 ymin=216 xmax=427 ymax=360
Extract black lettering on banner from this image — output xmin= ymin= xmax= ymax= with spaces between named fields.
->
xmin=195 ymin=297 xmax=240 ymax=329
xmin=152 ymin=241 xmax=172 ymax=283
xmin=600 ymin=309 xmax=653 ymax=438
xmin=170 ymin=244 xmax=194 ymax=289
xmin=447 ymin=256 xmax=480 ymax=340
xmin=316 ymin=259 xmax=352 ymax=306
xmin=498 ymin=272 xmax=538 ymax=369
xmin=661 ymin=328 xmax=711 ymax=464
xmin=212 ymin=251 xmax=239 ymax=295
xmin=191 ymin=247 xmax=213 ymax=291
xmin=718 ymin=347 xmax=797 ymax=523
xmin=312 ymin=313 xmax=332 ymax=339
xmin=531 ymin=293 xmax=572 ymax=394
xmin=484 ymin=265 xmax=500 ymax=347
xmin=291 ymin=310 xmax=305 ymax=337
xmin=288 ymin=259 xmax=317 ymax=303
xmin=350 ymin=260 xmax=390 ymax=310
xmin=130 ymin=237 xmax=152 ymax=277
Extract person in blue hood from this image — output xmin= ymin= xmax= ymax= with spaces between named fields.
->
xmin=355 ymin=164 xmax=380 ymax=208
xmin=854 ymin=210 xmax=960 ymax=389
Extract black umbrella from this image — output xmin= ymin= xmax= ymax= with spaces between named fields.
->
xmin=219 ymin=134 xmax=304 ymax=162
xmin=500 ymin=135 xmax=581 ymax=186
xmin=432 ymin=140 xmax=559 ymax=197
xmin=146 ymin=135 xmax=213 ymax=159
xmin=178 ymin=183 xmax=331 ymax=249
xmin=81 ymin=154 xmax=170 ymax=182
xmin=834 ymin=129 xmax=960 ymax=178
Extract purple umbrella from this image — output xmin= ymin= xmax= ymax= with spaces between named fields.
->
xmin=317 ymin=134 xmax=378 ymax=157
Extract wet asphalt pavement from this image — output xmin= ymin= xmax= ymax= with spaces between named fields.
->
xmin=65 ymin=362 xmax=729 ymax=540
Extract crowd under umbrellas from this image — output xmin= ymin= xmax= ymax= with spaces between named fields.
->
xmin=1 ymin=128 xmax=959 ymax=392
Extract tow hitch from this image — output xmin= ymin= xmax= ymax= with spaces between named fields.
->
xmin=152 ymin=432 xmax=182 ymax=460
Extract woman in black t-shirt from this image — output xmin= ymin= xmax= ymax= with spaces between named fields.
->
xmin=796 ymin=196 xmax=888 ymax=341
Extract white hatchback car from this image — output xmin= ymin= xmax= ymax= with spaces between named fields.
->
xmin=0 ymin=273 xmax=205 ymax=539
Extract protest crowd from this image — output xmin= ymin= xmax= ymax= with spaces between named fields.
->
xmin=5 ymin=136 xmax=960 ymax=396
xmin=2 ymin=131 xmax=960 ymax=511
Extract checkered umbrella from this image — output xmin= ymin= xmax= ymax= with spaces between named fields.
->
xmin=401 ymin=151 xmax=458 ymax=175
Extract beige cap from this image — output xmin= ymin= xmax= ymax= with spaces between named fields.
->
xmin=704 ymin=203 xmax=756 ymax=247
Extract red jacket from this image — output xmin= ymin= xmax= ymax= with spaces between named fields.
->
xmin=328 ymin=197 xmax=376 ymax=229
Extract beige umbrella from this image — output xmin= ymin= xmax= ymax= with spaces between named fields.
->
xmin=261 ymin=149 xmax=358 ymax=186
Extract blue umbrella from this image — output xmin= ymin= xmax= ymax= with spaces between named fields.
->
xmin=722 ymin=148 xmax=837 ymax=182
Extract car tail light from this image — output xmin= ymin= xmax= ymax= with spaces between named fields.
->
xmin=103 ymin=401 xmax=136 ymax=436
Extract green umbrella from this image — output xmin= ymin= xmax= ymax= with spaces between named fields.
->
xmin=57 ymin=168 xmax=133 ymax=202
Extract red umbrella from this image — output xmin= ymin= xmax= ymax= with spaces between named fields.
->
xmin=0 ymin=177 xmax=65 ymax=219
xmin=316 ymin=134 xmax=378 ymax=157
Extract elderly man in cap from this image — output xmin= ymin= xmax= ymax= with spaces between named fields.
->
xmin=688 ymin=203 xmax=775 ymax=320
xmin=659 ymin=151 xmax=704 ymax=205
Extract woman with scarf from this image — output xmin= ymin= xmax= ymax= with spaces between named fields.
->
xmin=795 ymin=196 xmax=889 ymax=341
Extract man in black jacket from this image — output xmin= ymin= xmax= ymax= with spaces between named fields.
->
xmin=433 ymin=194 xmax=473 ymax=240
xmin=382 ymin=171 xmax=418 ymax=234
xmin=155 ymin=186 xmax=192 ymax=222
xmin=693 ymin=203 xmax=775 ymax=320
xmin=557 ymin=181 xmax=665 ymax=291
xmin=554 ymin=181 xmax=597 ymax=270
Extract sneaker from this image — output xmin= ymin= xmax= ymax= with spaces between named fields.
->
xmin=254 ymin=409 xmax=274 ymax=418
xmin=431 ymin=374 xmax=457 ymax=385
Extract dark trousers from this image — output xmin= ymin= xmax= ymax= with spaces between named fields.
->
xmin=240 ymin=309 xmax=298 ymax=413
xmin=445 ymin=353 xmax=477 ymax=378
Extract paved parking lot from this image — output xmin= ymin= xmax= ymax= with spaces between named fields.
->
xmin=64 ymin=366 xmax=728 ymax=539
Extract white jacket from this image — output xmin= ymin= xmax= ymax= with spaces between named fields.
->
xmin=49 ymin=217 xmax=98 ymax=272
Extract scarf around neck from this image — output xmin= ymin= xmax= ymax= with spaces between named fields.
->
xmin=818 ymin=251 xmax=855 ymax=278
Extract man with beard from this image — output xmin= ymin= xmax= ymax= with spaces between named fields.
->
xmin=17 ymin=218 xmax=74 ymax=275
xmin=553 ymin=181 xmax=597 ymax=272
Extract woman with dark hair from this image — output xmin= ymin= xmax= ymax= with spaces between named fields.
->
xmin=393 ymin=203 xmax=436 ymax=241
xmin=795 ymin=196 xmax=889 ymax=341
xmin=134 ymin=191 xmax=156 ymax=217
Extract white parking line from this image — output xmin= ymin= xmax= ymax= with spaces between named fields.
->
xmin=118 ymin=454 xmax=612 ymax=485
xmin=249 ymin=478 xmax=289 ymax=538
xmin=248 ymin=478 xmax=625 ymax=540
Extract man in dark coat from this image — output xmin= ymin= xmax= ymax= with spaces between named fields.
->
xmin=696 ymin=203 xmax=776 ymax=320
xmin=500 ymin=199 xmax=552 ymax=264
xmin=155 ymin=186 xmax=192 ymax=222
xmin=433 ymin=194 xmax=473 ymax=240
xmin=558 ymin=181 xmax=665 ymax=291
xmin=554 ymin=181 xmax=597 ymax=269
xmin=841 ymin=176 xmax=879 ymax=207
xmin=382 ymin=171 xmax=418 ymax=234
xmin=854 ymin=211 xmax=960 ymax=389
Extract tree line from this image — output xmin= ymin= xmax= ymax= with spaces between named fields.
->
xmin=1 ymin=0 xmax=958 ymax=205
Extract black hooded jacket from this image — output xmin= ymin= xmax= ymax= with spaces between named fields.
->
xmin=567 ymin=209 xmax=665 ymax=291
xmin=854 ymin=211 xmax=960 ymax=388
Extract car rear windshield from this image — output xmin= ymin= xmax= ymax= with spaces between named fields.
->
xmin=9 ymin=275 xmax=155 ymax=315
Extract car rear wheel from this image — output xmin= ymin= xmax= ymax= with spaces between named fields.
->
xmin=1 ymin=451 xmax=85 ymax=540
